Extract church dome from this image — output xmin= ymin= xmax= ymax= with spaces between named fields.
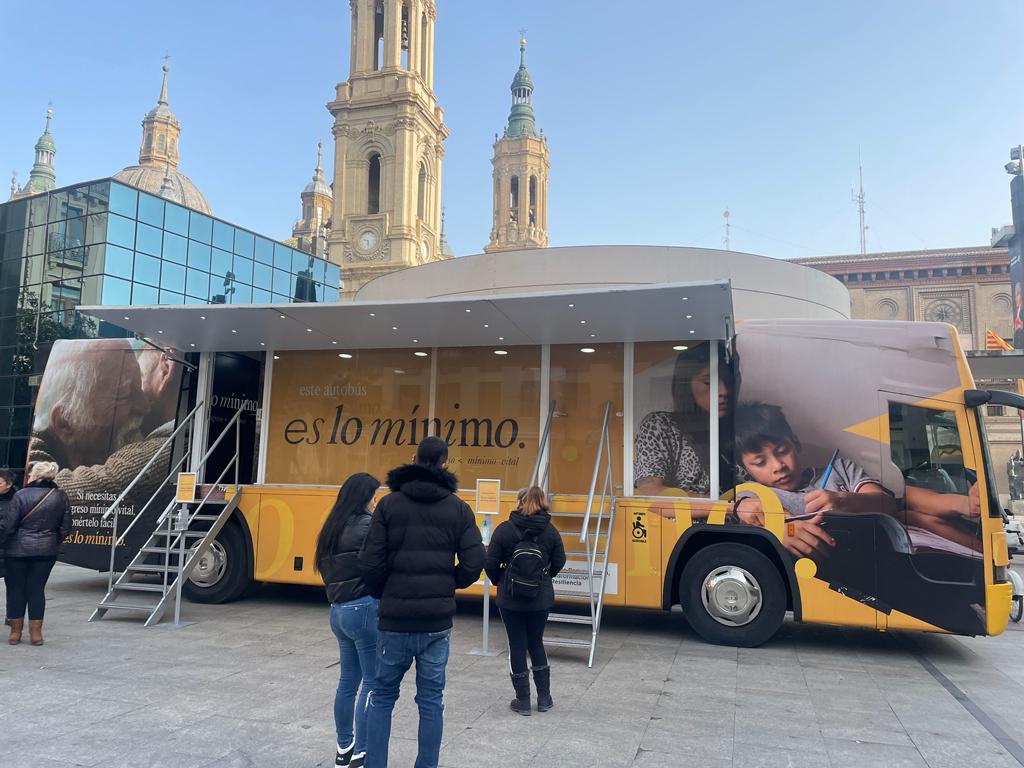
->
xmin=303 ymin=175 xmax=332 ymax=197
xmin=113 ymin=165 xmax=211 ymax=214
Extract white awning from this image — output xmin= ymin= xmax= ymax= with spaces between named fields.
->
xmin=80 ymin=280 xmax=733 ymax=353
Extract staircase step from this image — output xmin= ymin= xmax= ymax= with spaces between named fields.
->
xmin=543 ymin=636 xmax=592 ymax=648
xmin=113 ymin=582 xmax=168 ymax=593
xmin=190 ymin=514 xmax=221 ymax=523
xmin=126 ymin=563 xmax=182 ymax=574
xmin=150 ymin=529 xmax=205 ymax=538
xmin=96 ymin=602 xmax=157 ymax=613
xmin=141 ymin=546 xmax=186 ymax=555
xmin=548 ymin=612 xmax=594 ymax=625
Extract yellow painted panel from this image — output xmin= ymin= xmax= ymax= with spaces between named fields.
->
xmin=992 ymin=532 xmax=1009 ymax=567
xmin=987 ymin=582 xmax=1012 ymax=636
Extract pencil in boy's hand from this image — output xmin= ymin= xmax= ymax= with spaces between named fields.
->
xmin=818 ymin=449 xmax=840 ymax=489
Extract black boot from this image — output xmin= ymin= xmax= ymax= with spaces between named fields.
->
xmin=533 ymin=665 xmax=553 ymax=712
xmin=509 ymin=671 xmax=532 ymax=716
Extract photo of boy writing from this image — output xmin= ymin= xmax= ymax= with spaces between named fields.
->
xmin=731 ymin=402 xmax=898 ymax=559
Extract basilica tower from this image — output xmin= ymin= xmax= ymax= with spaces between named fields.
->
xmin=291 ymin=141 xmax=333 ymax=258
xmin=484 ymin=38 xmax=549 ymax=253
xmin=328 ymin=0 xmax=448 ymax=297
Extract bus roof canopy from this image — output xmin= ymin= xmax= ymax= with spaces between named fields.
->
xmin=81 ymin=281 xmax=733 ymax=352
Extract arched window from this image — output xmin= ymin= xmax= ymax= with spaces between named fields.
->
xmin=509 ymin=175 xmax=519 ymax=224
xmin=417 ymin=163 xmax=427 ymax=220
xmin=419 ymin=13 xmax=428 ymax=74
xmin=367 ymin=153 xmax=381 ymax=214
xmin=373 ymin=0 xmax=385 ymax=70
xmin=157 ymin=134 xmax=165 ymax=151
xmin=529 ymin=175 xmax=538 ymax=226
xmin=145 ymin=131 xmax=153 ymax=151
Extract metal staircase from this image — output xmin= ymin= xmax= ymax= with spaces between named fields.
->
xmin=89 ymin=403 xmax=246 ymax=627
xmin=544 ymin=400 xmax=617 ymax=667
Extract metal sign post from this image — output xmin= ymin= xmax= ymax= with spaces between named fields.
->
xmin=469 ymin=479 xmax=502 ymax=657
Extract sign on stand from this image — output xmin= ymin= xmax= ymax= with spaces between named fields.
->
xmin=175 ymin=473 xmax=196 ymax=503
xmin=469 ymin=479 xmax=502 ymax=657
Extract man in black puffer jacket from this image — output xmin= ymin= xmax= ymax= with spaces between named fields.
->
xmin=359 ymin=437 xmax=484 ymax=768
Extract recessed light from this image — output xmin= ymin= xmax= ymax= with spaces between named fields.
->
xmin=279 ymin=314 xmax=285 ymax=319
xmin=673 ymin=345 xmax=688 ymax=351
xmin=306 ymin=328 xmax=312 ymax=332
xmin=189 ymin=343 xmax=196 ymax=348
xmin=260 ymin=342 xmax=265 ymax=346
xmin=338 ymin=353 xmax=353 ymax=359
xmin=580 ymin=320 xmax=587 ymax=325
xmin=231 ymin=329 xmax=237 ymax=334
xmin=499 ymin=336 xmax=504 ymax=341
xmin=413 ymin=339 xmax=419 ymax=343
xmin=157 ymin=330 xmax=163 ymax=334
xmin=580 ymin=347 xmax=595 ymax=354
xmin=494 ymin=349 xmax=508 ymax=356
xmin=682 ymin=297 xmax=689 ymax=301
xmin=370 ymin=312 xmax=375 ymax=317
xmin=394 ymin=368 xmax=406 ymax=374
xmin=568 ymin=303 xmax=574 ymax=308
xmin=392 ymin=326 xmax=398 ymax=330
xmin=465 ymin=308 xmax=471 ymax=313
xmin=414 ymin=351 xmax=429 ymax=357
xmin=200 ymin=315 xmax=206 ymax=320
xmin=689 ymin=330 xmax=696 ymax=334
xmin=685 ymin=314 xmax=693 ymax=319
xmin=589 ymin=333 xmax=596 ymax=338
xmin=123 ymin=316 xmax=130 ymax=320
xmin=483 ymin=324 xmax=489 ymax=328
xmin=331 ymin=340 xmax=337 ymax=345
xmin=273 ymin=355 xmax=280 ymax=360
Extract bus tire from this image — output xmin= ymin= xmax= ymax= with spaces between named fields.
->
xmin=183 ymin=521 xmax=251 ymax=604
xmin=680 ymin=542 xmax=785 ymax=647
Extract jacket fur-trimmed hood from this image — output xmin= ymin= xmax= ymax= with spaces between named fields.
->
xmin=386 ymin=463 xmax=458 ymax=502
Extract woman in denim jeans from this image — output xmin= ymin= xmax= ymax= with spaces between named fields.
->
xmin=316 ymin=473 xmax=381 ymax=768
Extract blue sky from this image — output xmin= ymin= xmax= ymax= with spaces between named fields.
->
xmin=2 ymin=1 xmax=1023 ymax=259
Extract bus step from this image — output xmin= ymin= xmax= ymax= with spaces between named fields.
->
xmin=96 ymin=602 xmax=158 ymax=613
xmin=113 ymin=582 xmax=167 ymax=593
xmin=548 ymin=612 xmax=593 ymax=625
xmin=190 ymin=514 xmax=221 ymax=523
xmin=126 ymin=563 xmax=182 ymax=574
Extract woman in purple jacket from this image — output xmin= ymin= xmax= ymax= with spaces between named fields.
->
xmin=1 ymin=461 xmax=71 ymax=646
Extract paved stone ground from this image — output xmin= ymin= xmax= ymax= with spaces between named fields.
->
xmin=3 ymin=565 xmax=1024 ymax=767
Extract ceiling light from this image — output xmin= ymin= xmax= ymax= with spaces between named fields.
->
xmin=394 ymin=368 xmax=406 ymax=374
xmin=413 ymin=339 xmax=419 ymax=343
xmin=414 ymin=351 xmax=429 ymax=357
xmin=392 ymin=326 xmax=398 ymax=330
xmin=568 ymin=303 xmax=575 ymax=308
xmin=685 ymin=314 xmax=693 ymax=319
xmin=260 ymin=342 xmax=265 ymax=346
xmin=494 ymin=349 xmax=508 ymax=356
xmin=338 ymin=353 xmax=353 ymax=359
xmin=279 ymin=314 xmax=285 ymax=319
xmin=689 ymin=330 xmax=696 ymax=334
xmin=273 ymin=355 xmax=280 ymax=360
xmin=589 ymin=333 xmax=596 ymax=338
xmin=189 ymin=343 xmax=196 ymax=348
xmin=580 ymin=347 xmax=595 ymax=354
xmin=231 ymin=329 xmax=237 ymax=334
xmin=465 ymin=308 xmax=471 ymax=313
xmin=123 ymin=315 xmax=130 ymax=320
xmin=682 ymin=297 xmax=689 ymax=301
xmin=200 ymin=315 xmax=206 ymax=320
xmin=483 ymin=324 xmax=489 ymax=328
xmin=370 ymin=312 xmax=376 ymax=317
xmin=306 ymin=328 xmax=312 ymax=332
xmin=499 ymin=336 xmax=504 ymax=341
xmin=673 ymin=345 xmax=688 ymax=351
xmin=331 ymin=340 xmax=337 ymax=345
xmin=157 ymin=330 xmax=163 ymax=334
xmin=580 ymin=320 xmax=586 ymax=325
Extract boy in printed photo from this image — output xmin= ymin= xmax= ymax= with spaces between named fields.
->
xmin=732 ymin=401 xmax=898 ymax=559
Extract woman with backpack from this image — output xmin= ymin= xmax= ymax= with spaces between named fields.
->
xmin=484 ymin=486 xmax=566 ymax=715
xmin=315 ymin=472 xmax=381 ymax=768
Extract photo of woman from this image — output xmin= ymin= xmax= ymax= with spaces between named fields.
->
xmin=633 ymin=341 xmax=735 ymax=498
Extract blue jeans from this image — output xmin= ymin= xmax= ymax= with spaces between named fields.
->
xmin=364 ymin=629 xmax=451 ymax=768
xmin=329 ymin=595 xmax=380 ymax=754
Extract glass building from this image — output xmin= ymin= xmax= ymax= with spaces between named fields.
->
xmin=0 ymin=178 xmax=341 ymax=471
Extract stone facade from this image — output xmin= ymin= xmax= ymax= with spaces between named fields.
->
xmin=328 ymin=0 xmax=448 ymax=298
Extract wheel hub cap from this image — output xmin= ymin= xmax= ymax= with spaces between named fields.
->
xmin=701 ymin=565 xmax=763 ymax=627
xmin=189 ymin=540 xmax=227 ymax=588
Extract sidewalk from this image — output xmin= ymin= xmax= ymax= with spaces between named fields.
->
xmin=1 ymin=564 xmax=1023 ymax=768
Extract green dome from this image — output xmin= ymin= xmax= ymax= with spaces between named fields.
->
xmin=505 ymin=38 xmax=539 ymax=138
xmin=35 ymin=110 xmax=55 ymax=153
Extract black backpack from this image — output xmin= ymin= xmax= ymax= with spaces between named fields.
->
xmin=503 ymin=521 xmax=547 ymax=600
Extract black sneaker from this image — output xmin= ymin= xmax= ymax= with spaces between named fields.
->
xmin=336 ymin=742 xmax=354 ymax=767
xmin=350 ymin=752 xmax=365 ymax=768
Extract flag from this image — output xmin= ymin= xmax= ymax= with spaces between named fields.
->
xmin=986 ymin=329 xmax=1014 ymax=351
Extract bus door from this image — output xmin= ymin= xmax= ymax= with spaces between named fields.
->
xmin=876 ymin=393 xmax=985 ymax=634
xmin=204 ymin=351 xmax=264 ymax=486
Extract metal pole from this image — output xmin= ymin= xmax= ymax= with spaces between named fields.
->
xmin=709 ymin=342 xmax=720 ymax=499
xmin=481 ymin=573 xmax=491 ymax=653
xmin=173 ymin=503 xmax=188 ymax=625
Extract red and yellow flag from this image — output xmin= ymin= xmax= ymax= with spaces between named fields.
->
xmin=986 ymin=329 xmax=1014 ymax=351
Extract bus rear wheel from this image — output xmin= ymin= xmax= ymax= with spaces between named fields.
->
xmin=183 ymin=521 xmax=251 ymax=604
xmin=680 ymin=542 xmax=785 ymax=647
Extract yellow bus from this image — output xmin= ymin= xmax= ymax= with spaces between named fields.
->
xmin=65 ymin=282 xmax=1013 ymax=651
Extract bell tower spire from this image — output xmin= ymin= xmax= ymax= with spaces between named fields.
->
xmin=138 ymin=60 xmax=181 ymax=169
xmin=328 ymin=0 xmax=449 ymax=298
xmin=485 ymin=37 xmax=550 ymax=253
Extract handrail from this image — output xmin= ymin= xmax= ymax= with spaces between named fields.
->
xmin=581 ymin=401 xmax=612 ymax=543
xmin=101 ymin=401 xmax=204 ymax=521
xmin=192 ymin=404 xmax=246 ymax=479
xmin=530 ymin=399 xmax=557 ymax=489
xmin=113 ymin=451 xmax=190 ymax=546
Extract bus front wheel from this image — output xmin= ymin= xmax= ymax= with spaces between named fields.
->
xmin=680 ymin=542 xmax=786 ymax=647
xmin=183 ymin=521 xmax=251 ymax=604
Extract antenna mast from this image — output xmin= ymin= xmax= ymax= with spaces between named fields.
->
xmin=852 ymin=155 xmax=867 ymax=254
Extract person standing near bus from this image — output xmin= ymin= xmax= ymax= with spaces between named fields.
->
xmin=1 ymin=461 xmax=70 ymax=646
xmin=484 ymin=486 xmax=566 ymax=715
xmin=358 ymin=436 xmax=485 ymax=768
xmin=316 ymin=472 xmax=381 ymax=768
